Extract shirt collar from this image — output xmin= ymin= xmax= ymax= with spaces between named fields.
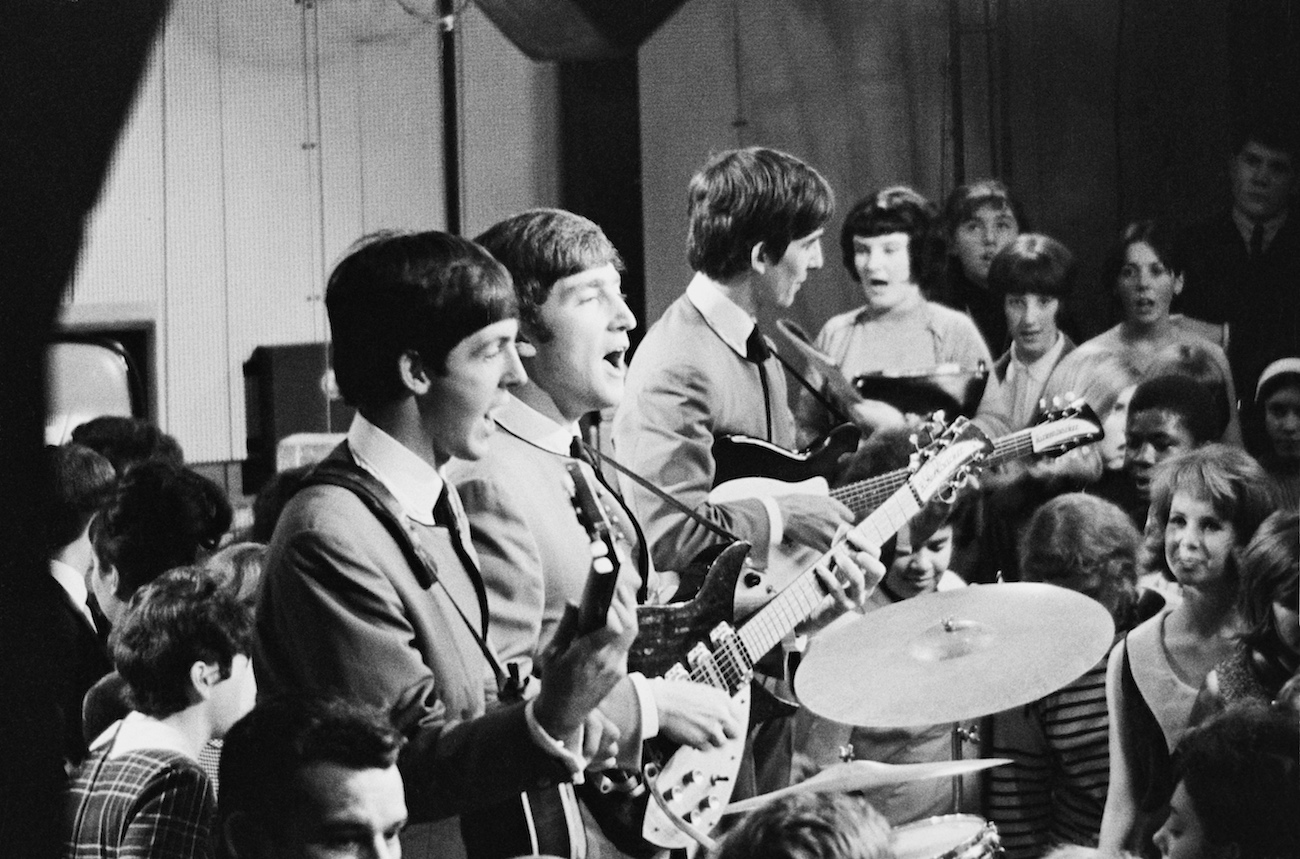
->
xmin=1006 ymin=331 xmax=1066 ymax=382
xmin=495 ymin=394 xmax=579 ymax=456
xmin=1232 ymin=207 xmax=1288 ymax=249
xmin=49 ymin=559 xmax=90 ymax=613
xmin=686 ymin=272 xmax=755 ymax=359
xmin=347 ymin=413 xmax=443 ymax=525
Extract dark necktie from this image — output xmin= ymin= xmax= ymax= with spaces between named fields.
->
xmin=570 ymin=436 xmax=651 ymax=601
xmin=433 ymin=484 xmax=478 ymax=575
xmin=1250 ymin=223 xmax=1265 ymax=259
xmin=745 ymin=326 xmax=774 ymax=440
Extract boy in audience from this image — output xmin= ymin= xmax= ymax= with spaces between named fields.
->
xmin=218 ymin=696 xmax=407 ymax=859
xmin=1091 ymin=374 xmax=1219 ymax=528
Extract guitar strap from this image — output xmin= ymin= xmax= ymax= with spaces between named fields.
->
xmin=300 ymin=451 xmax=582 ymax=859
xmin=584 ymin=442 xmax=741 ymax=546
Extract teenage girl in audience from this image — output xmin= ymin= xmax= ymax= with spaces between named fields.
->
xmin=1042 ymin=221 xmax=1236 ymax=451
xmin=1247 ymin=357 xmax=1300 ymax=509
xmin=1193 ymin=510 xmax=1299 ymax=721
xmin=1098 ymin=445 xmax=1276 ymax=857
xmin=939 ymin=179 xmax=1026 ymax=353
xmin=63 ymin=568 xmax=255 ymax=859
xmin=986 ymin=493 xmax=1149 ymax=859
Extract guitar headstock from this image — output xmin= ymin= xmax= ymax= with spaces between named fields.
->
xmin=906 ymin=419 xmax=993 ymax=505
xmin=1029 ymin=398 xmax=1104 ymax=458
xmin=564 ymin=461 xmax=620 ymax=635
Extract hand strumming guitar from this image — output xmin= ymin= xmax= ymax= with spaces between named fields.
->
xmin=653 ymin=679 xmax=745 ymax=751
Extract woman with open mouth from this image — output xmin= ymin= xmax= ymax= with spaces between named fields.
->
xmin=1038 ymin=221 xmax=1238 ymax=483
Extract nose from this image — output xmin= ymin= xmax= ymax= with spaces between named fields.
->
xmin=610 ymin=293 xmax=637 ymax=332
xmin=1152 ymin=821 xmax=1170 ymax=855
xmin=809 ymin=239 xmax=824 ymax=269
xmin=502 ymin=341 xmax=527 ymax=388
xmin=1131 ymin=441 xmax=1156 ymax=466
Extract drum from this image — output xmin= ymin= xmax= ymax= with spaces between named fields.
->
xmin=890 ymin=814 xmax=1002 ymax=859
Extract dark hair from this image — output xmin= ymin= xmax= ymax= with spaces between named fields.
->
xmin=1128 ymin=374 xmax=1221 ymax=445
xmin=687 ymin=147 xmax=834 ymax=280
xmin=475 ymin=208 xmax=623 ymax=341
xmin=1174 ymin=703 xmax=1300 ymax=859
xmin=839 ymin=187 xmax=943 ymax=291
xmin=1020 ymin=493 xmax=1141 ymax=630
xmin=1102 ymin=219 xmax=1184 ymax=292
xmin=325 ymin=230 xmax=518 ymax=413
xmin=1232 ymin=114 xmax=1300 ymax=163
xmin=110 ymin=566 xmax=253 ymax=717
xmin=45 ymin=443 xmax=116 ymax=551
xmin=1143 ymin=445 xmax=1277 ymax=581
xmin=711 ymin=792 xmax=892 ymax=859
xmin=250 ymin=464 xmax=313 ymax=543
xmin=204 ymin=542 xmax=268 ymax=609
xmin=1237 ymin=510 xmax=1299 ymax=662
xmin=96 ymin=459 xmax=233 ymax=599
xmin=1146 ymin=344 xmax=1234 ymax=440
xmin=941 ymin=178 xmax=1029 ymax=238
xmin=219 ymin=696 xmax=404 ymax=831
xmin=70 ymin=416 xmax=184 ymax=475
xmin=987 ymin=233 xmax=1075 ymax=300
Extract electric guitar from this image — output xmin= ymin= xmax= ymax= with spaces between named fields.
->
xmin=711 ymin=403 xmax=1102 ymax=613
xmin=593 ymin=421 xmax=994 ymax=852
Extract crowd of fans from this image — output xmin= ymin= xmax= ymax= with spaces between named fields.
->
xmin=22 ymin=115 xmax=1300 ymax=859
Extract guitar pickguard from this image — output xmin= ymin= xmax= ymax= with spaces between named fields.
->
xmin=642 ymin=685 xmax=750 ymax=850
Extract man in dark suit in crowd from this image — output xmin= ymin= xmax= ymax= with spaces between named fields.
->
xmin=254 ymin=230 xmax=640 ymax=859
xmin=1176 ymin=118 xmax=1300 ymax=403
xmin=44 ymin=443 xmax=116 ymax=766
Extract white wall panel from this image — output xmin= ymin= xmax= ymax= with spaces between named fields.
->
xmin=460 ymin=6 xmax=560 ymax=238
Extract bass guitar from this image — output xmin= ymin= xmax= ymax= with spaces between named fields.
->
xmin=601 ymin=420 xmax=993 ymax=852
xmin=711 ymin=403 xmax=1102 ymax=612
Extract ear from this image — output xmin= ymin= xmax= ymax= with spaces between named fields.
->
xmin=514 ymin=329 xmax=539 ymax=359
xmin=191 ymin=661 xmax=221 ymax=701
xmin=1173 ymin=272 xmax=1185 ymax=296
xmin=221 ymin=810 xmax=269 ymax=859
xmin=750 ymin=242 xmax=770 ymax=274
xmin=397 ymin=350 xmax=432 ymax=395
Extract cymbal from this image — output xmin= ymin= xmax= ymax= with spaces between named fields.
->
xmin=723 ymin=758 xmax=1011 ymax=815
xmin=795 ymin=583 xmax=1115 ymax=727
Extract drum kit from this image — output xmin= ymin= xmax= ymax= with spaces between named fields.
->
xmin=722 ymin=582 xmax=1116 ymax=859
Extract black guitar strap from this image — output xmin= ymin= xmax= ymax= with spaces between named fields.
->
xmin=301 ymin=451 xmax=522 ymax=700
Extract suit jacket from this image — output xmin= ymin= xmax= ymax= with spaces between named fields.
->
xmin=254 ymin=448 xmax=571 ymax=855
xmin=1176 ymin=211 xmax=1300 ymax=399
xmin=449 ymin=411 xmax=653 ymax=859
xmin=47 ymin=573 xmax=112 ymax=766
xmin=611 ymin=291 xmax=795 ymax=574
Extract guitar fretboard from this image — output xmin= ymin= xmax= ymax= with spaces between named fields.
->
xmin=682 ymin=485 xmax=923 ymax=693
xmin=832 ymin=429 xmax=1035 ymax=519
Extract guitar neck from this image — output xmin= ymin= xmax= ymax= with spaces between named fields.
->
xmin=732 ymin=490 xmax=922 ymax=670
xmin=831 ymin=427 xmax=1035 ymax=519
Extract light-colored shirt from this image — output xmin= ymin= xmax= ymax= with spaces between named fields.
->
xmin=50 ymin=558 xmax=97 ymax=632
xmin=685 ymin=273 xmax=784 ymax=550
xmin=980 ymin=332 xmax=1069 ymax=432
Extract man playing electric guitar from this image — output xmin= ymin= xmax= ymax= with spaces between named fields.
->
xmin=452 ymin=209 xmax=881 ymax=856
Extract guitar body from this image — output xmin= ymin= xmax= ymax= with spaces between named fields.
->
xmin=712 ymin=423 xmax=859 ymax=486
xmin=631 ymin=541 xmax=750 ymax=678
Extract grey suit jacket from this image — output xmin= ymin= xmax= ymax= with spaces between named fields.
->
xmin=254 ymin=452 xmax=571 ymax=838
xmin=612 ymin=292 xmax=795 ymax=574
